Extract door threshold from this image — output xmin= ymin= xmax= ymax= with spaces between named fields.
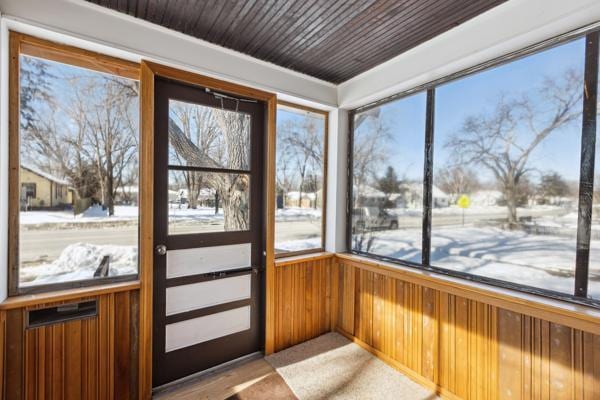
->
xmin=152 ymin=351 xmax=264 ymax=395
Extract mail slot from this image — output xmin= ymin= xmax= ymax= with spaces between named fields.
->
xmin=27 ymin=300 xmax=98 ymax=328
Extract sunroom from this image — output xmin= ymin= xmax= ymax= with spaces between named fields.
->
xmin=0 ymin=0 xmax=599 ymax=399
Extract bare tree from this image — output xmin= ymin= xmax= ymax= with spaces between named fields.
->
xmin=352 ymin=109 xmax=389 ymax=206
xmin=445 ymin=68 xmax=583 ymax=226
xmin=75 ymin=78 xmax=138 ymax=215
xmin=276 ymin=117 xmax=323 ymax=208
xmin=436 ymin=165 xmax=480 ymax=202
xmin=168 ymin=108 xmax=250 ymax=230
xmin=170 ymin=101 xmax=220 ymax=209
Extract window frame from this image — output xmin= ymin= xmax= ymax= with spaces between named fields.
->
xmin=274 ymin=100 xmax=329 ymax=259
xmin=8 ymin=31 xmax=141 ymax=296
xmin=346 ymin=22 xmax=600 ymax=308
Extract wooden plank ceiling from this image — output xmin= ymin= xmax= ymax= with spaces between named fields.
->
xmin=86 ymin=0 xmax=507 ymax=84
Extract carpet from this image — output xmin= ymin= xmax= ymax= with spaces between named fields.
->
xmin=265 ymin=332 xmax=438 ymax=400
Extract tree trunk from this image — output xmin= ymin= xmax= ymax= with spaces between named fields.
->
xmin=188 ymin=172 xmax=198 ymax=209
xmin=220 ymin=179 xmax=248 ymax=231
xmin=504 ymin=184 xmax=518 ymax=228
xmin=105 ymin=178 xmax=115 ymax=216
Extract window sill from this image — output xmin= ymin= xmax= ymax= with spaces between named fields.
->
xmin=336 ymin=253 xmax=600 ymax=335
xmin=0 ymin=280 xmax=140 ymax=310
xmin=275 ymin=251 xmax=334 ymax=267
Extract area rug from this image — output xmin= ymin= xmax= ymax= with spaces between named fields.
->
xmin=265 ymin=332 xmax=438 ymax=400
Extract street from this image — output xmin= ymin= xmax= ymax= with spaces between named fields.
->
xmin=21 ymin=219 xmax=321 ymax=264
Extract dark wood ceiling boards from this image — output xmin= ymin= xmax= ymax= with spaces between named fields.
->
xmin=86 ymin=0 xmax=507 ymax=84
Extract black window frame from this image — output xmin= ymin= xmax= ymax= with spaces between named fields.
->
xmin=346 ymin=22 xmax=600 ymax=308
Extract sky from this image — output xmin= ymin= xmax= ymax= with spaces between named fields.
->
xmin=355 ymin=36 xmax=587 ymax=185
xmin=20 ymin=54 xmax=139 ymax=172
xmin=275 ymin=106 xmax=326 ymax=185
xmin=21 ymin=37 xmax=588 ymax=189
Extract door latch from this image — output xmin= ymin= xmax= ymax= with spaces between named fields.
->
xmin=155 ymin=244 xmax=167 ymax=256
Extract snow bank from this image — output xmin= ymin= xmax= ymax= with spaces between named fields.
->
xmin=20 ymin=243 xmax=137 ymax=286
xmin=80 ymin=204 xmax=108 ymax=218
xmin=276 ymin=237 xmax=322 ymax=252
xmin=275 ymin=207 xmax=322 ymax=221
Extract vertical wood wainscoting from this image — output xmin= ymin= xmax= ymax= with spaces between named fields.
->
xmin=334 ymin=255 xmax=600 ymax=400
xmin=273 ymin=254 xmax=333 ymax=352
xmin=2 ymin=286 xmax=139 ymax=400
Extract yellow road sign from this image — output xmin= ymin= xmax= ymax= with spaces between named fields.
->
xmin=457 ymin=194 xmax=470 ymax=209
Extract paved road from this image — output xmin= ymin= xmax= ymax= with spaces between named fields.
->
xmin=21 ymin=208 xmax=567 ymax=264
xmin=21 ymin=220 xmax=320 ymax=264
xmin=389 ymin=208 xmax=570 ymax=229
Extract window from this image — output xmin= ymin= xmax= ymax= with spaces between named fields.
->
xmin=350 ymin=92 xmax=426 ymax=263
xmin=275 ymin=103 xmax=327 ymax=256
xmin=9 ymin=33 xmax=140 ymax=294
xmin=432 ymin=38 xmax=584 ymax=296
xmin=167 ymin=99 xmax=251 ymax=235
xmin=348 ymin=27 xmax=600 ymax=306
xmin=21 ymin=183 xmax=36 ymax=201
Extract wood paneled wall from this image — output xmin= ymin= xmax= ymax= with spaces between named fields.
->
xmin=334 ymin=258 xmax=600 ymax=400
xmin=3 ymin=289 xmax=139 ymax=400
xmin=273 ymin=254 xmax=333 ymax=352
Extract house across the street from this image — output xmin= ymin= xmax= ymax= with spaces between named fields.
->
xmin=20 ymin=164 xmax=73 ymax=210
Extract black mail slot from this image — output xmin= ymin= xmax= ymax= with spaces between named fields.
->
xmin=27 ymin=300 xmax=98 ymax=328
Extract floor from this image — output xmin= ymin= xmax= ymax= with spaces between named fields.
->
xmin=154 ymin=333 xmax=438 ymax=400
xmin=153 ymin=357 xmax=289 ymax=400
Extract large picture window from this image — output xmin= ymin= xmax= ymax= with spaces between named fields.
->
xmin=348 ymin=27 xmax=600 ymax=306
xmin=275 ymin=103 xmax=327 ymax=256
xmin=432 ymin=37 xmax=584 ymax=295
xmin=9 ymin=33 xmax=140 ymax=294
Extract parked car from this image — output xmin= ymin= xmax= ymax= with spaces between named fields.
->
xmin=352 ymin=207 xmax=399 ymax=232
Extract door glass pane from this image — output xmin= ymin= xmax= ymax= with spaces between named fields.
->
xmin=432 ymin=37 xmax=584 ymax=295
xmin=168 ymin=170 xmax=250 ymax=234
xmin=18 ymin=54 xmax=139 ymax=288
xmin=168 ymin=99 xmax=251 ymax=171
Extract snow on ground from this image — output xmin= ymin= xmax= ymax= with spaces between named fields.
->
xmin=275 ymin=207 xmax=321 ymax=221
xmin=389 ymin=204 xmax=566 ymax=217
xmin=20 ymin=205 xmax=139 ymax=225
xmin=275 ymin=237 xmax=322 ymax=253
xmin=20 ymin=243 xmax=137 ymax=286
xmin=168 ymin=205 xmax=224 ymax=223
xmin=21 ymin=205 xmax=321 ymax=226
xmin=353 ymin=225 xmax=600 ymax=297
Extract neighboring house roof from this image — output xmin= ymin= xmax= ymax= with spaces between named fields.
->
xmin=21 ymin=164 xmax=69 ymax=186
xmin=400 ymin=182 xmax=449 ymax=199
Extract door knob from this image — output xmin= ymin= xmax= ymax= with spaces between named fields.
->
xmin=155 ymin=244 xmax=167 ymax=256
